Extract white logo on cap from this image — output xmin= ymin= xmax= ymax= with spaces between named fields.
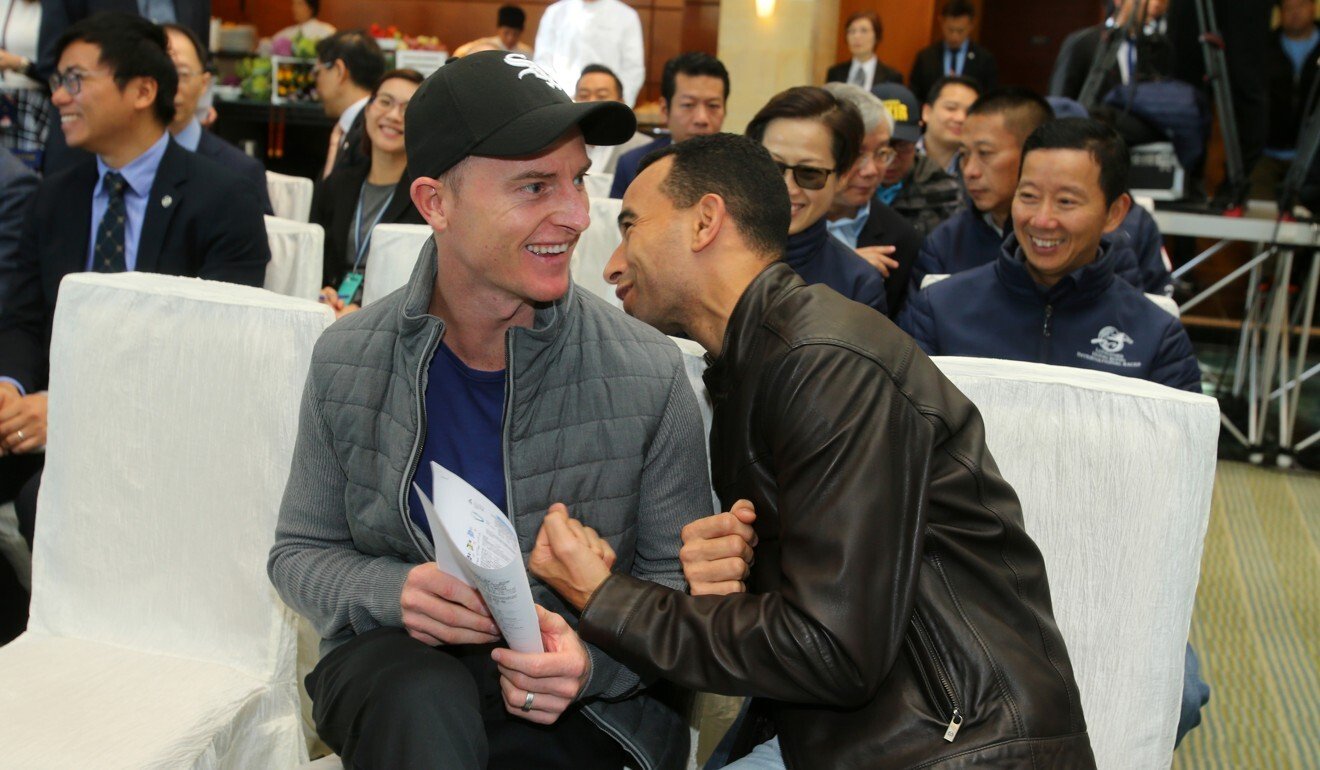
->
xmin=504 ymin=54 xmax=560 ymax=89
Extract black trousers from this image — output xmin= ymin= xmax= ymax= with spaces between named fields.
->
xmin=306 ymin=627 xmax=631 ymax=770
xmin=0 ymin=454 xmax=40 ymax=644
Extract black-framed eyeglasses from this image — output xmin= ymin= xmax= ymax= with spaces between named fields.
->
xmin=49 ymin=68 xmax=106 ymax=96
xmin=775 ymin=161 xmax=834 ymax=191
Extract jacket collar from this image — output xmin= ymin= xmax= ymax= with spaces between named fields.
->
xmin=994 ymin=231 xmax=1117 ymax=305
xmin=399 ymin=235 xmax=575 ymax=346
xmin=784 ymin=218 xmax=829 ymax=270
xmin=704 ymin=262 xmax=802 ymax=401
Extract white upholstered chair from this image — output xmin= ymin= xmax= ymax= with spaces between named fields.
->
xmin=931 ymin=356 xmax=1216 ymax=769
xmin=362 ymin=223 xmax=432 ymax=306
xmin=267 ymin=171 xmax=316 ymax=223
xmin=264 ymin=216 xmax=325 ymax=301
xmin=0 ymin=273 xmax=333 ymax=768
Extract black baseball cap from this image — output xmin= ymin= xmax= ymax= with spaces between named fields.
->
xmin=872 ymin=83 xmax=922 ymax=143
xmin=405 ymin=50 xmax=637 ymax=178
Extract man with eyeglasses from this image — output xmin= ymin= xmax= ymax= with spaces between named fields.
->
xmin=33 ymin=0 xmax=212 ymax=174
xmin=872 ymin=83 xmax=963 ymax=240
xmin=0 ymin=12 xmax=268 ymax=564
xmin=823 ymin=82 xmax=923 ymax=317
xmin=314 ymin=30 xmax=385 ymax=179
xmin=162 ymin=23 xmax=271 ymax=215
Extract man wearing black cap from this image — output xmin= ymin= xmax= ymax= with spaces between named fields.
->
xmin=269 ymin=51 xmax=712 ymax=769
xmin=873 ymin=82 xmax=963 ymax=239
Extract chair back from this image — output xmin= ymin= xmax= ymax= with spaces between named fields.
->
xmin=264 ymin=216 xmax=325 ymax=301
xmin=362 ymin=223 xmax=432 ymax=306
xmin=932 ymin=356 xmax=1217 ymax=769
xmin=29 ymin=273 xmax=334 ymax=682
xmin=266 ymin=171 xmax=315 ymax=223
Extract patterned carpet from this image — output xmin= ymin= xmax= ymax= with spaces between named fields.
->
xmin=1172 ymin=462 xmax=1319 ymax=770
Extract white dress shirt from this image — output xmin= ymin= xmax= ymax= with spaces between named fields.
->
xmin=534 ymin=0 xmax=645 ymax=106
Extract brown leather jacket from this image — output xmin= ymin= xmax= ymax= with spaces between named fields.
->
xmin=579 ymin=264 xmax=1096 ymax=769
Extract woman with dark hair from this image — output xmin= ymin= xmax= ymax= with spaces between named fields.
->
xmin=312 ymin=68 xmax=425 ymax=317
xmin=747 ymin=86 xmax=888 ymax=313
xmin=825 ymin=11 xmax=904 ymax=91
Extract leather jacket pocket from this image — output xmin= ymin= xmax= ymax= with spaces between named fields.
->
xmin=905 ymin=613 xmax=965 ymax=742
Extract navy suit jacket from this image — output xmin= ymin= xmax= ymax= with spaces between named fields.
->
xmin=909 ymin=41 xmax=998 ymax=103
xmin=0 ymin=137 xmax=268 ymax=393
xmin=0 ymin=149 xmax=39 ymax=307
xmin=196 ymin=129 xmax=273 ymax=215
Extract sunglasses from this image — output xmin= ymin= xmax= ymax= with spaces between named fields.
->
xmin=775 ymin=162 xmax=834 ymax=191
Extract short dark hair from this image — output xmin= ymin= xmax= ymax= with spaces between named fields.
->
xmin=162 ymin=23 xmax=211 ymax=72
xmin=1020 ymin=117 xmax=1130 ymax=205
xmin=637 ymin=133 xmax=789 ymax=260
xmin=361 ymin=69 xmax=425 ymax=156
xmin=967 ymin=87 xmax=1055 ymax=142
xmin=56 ymin=12 xmax=177 ymax=127
xmin=579 ymin=64 xmax=624 ymax=99
xmin=942 ymin=0 xmax=976 ymax=19
xmin=497 ymin=5 xmax=526 ymax=30
xmin=316 ymin=30 xmax=386 ymax=91
xmin=306 ymin=0 xmax=321 ymax=15
xmin=745 ymin=86 xmax=864 ymax=174
xmin=661 ymin=52 xmax=730 ymax=104
xmin=844 ymin=11 xmax=883 ymax=44
xmin=923 ymin=74 xmax=980 ymax=105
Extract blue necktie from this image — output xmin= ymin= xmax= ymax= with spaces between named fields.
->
xmin=94 ymin=172 xmax=128 ymax=273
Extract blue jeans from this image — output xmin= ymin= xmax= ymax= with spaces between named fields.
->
xmin=1176 ymin=642 xmax=1211 ymax=746
xmin=722 ymin=737 xmax=784 ymax=770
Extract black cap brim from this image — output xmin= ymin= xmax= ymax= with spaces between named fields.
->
xmin=471 ymin=99 xmax=637 ymax=159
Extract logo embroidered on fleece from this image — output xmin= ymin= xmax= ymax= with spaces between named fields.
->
xmin=1077 ymin=325 xmax=1142 ymax=369
xmin=504 ymin=54 xmax=560 ymax=89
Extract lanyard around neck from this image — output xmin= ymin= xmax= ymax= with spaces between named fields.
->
xmin=352 ymin=180 xmax=395 ymax=273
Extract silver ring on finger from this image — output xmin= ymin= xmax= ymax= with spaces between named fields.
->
xmin=521 ymin=691 xmax=535 ymax=712
xmin=14 ymin=430 xmax=23 ymax=442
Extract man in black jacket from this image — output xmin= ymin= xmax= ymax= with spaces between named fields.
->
xmin=0 ymin=13 xmax=267 ymax=551
xmin=909 ymin=0 xmax=997 ymax=103
xmin=162 ymin=23 xmax=272 ymax=215
xmin=1253 ymin=0 xmax=1320 ymax=200
xmin=529 ymin=133 xmax=1095 ymax=769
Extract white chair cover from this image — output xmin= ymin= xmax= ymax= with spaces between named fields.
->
xmin=264 ymin=216 xmax=325 ymax=301
xmin=586 ymin=173 xmax=614 ymax=200
xmin=267 ymin=171 xmax=316 ymax=223
xmin=931 ymin=356 xmax=1217 ymax=770
xmin=362 ymin=223 xmax=432 ymax=306
xmin=0 ymin=273 xmax=333 ymax=768
xmin=574 ymin=196 xmax=624 ymax=308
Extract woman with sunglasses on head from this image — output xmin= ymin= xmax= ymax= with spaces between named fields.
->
xmin=747 ymin=86 xmax=888 ymax=314
xmin=312 ymin=68 xmax=426 ymax=318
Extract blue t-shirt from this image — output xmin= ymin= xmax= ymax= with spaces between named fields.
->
xmin=407 ymin=342 xmax=508 ymax=542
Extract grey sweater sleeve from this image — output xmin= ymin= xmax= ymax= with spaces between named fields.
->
xmin=268 ymin=371 xmax=414 ymax=642
xmin=581 ymin=356 xmax=715 ymax=700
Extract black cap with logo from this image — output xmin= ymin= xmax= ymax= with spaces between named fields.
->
xmin=405 ymin=51 xmax=637 ymax=178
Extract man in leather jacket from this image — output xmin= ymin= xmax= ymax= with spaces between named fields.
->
xmin=523 ymin=132 xmax=1096 ymax=769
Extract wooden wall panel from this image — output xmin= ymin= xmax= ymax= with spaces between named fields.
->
xmin=211 ymin=0 xmax=719 ymax=105
xmin=831 ymin=0 xmax=937 ymax=87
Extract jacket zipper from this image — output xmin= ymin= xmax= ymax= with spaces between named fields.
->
xmin=400 ymin=323 xmax=444 ymax=559
xmin=501 ymin=328 xmax=517 ymax=533
xmin=911 ymin=613 xmax=964 ymax=742
xmin=1039 ymin=303 xmax=1054 ymax=363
